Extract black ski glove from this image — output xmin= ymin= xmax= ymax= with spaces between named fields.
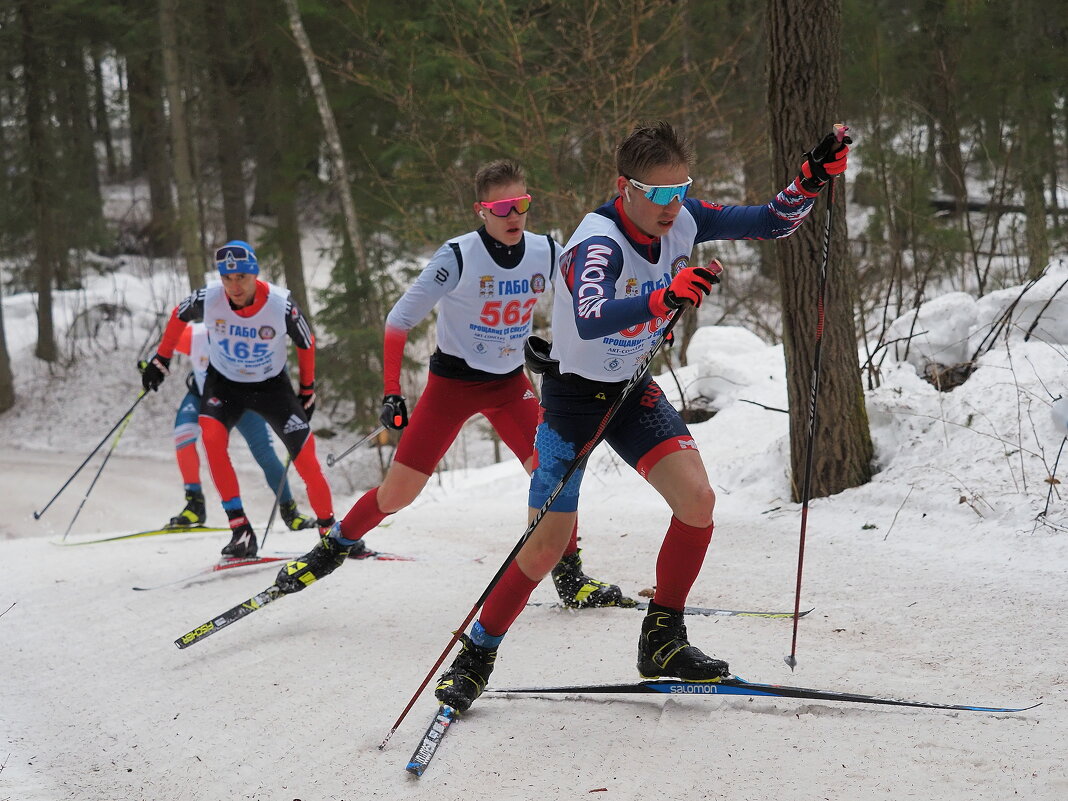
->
xmin=380 ymin=394 xmax=409 ymax=431
xmin=799 ymin=125 xmax=852 ymax=193
xmin=140 ymin=353 xmax=170 ymax=392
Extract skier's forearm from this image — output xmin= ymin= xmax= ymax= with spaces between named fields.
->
xmin=156 ymin=308 xmax=189 ymax=359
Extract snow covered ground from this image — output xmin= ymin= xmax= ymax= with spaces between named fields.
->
xmin=2 ymin=258 xmax=1068 ymax=800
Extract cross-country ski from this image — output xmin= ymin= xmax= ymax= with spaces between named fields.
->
xmin=486 ymin=677 xmax=1040 ymax=714
xmin=526 ymin=601 xmax=814 ymax=618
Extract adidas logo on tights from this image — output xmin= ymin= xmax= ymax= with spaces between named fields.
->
xmin=283 ymin=414 xmax=309 ymax=435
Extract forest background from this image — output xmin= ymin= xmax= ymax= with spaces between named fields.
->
xmin=1 ymin=0 xmax=1065 ymax=499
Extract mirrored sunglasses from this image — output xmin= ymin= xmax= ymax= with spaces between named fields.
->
xmin=479 ymin=194 xmax=532 ymax=217
xmin=627 ymin=176 xmax=693 ymax=206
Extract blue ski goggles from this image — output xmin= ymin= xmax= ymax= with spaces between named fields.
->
xmin=215 ymin=242 xmax=260 ymax=275
xmin=626 ymin=176 xmax=693 ymax=206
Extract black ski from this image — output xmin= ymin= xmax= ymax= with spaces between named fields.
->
xmin=174 ymin=584 xmax=283 ymax=649
xmin=487 ymin=677 xmax=1039 ymax=714
xmin=55 ymin=525 xmax=229 ymax=546
xmin=527 ymin=602 xmax=813 ymax=619
xmin=405 ymin=705 xmax=457 ymax=777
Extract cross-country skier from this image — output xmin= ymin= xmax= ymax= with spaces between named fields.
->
xmin=161 ymin=321 xmax=316 ymax=532
xmin=275 ymin=159 xmax=629 ymax=605
xmin=140 ymin=240 xmax=334 ymax=558
xmin=430 ymin=121 xmax=850 ymax=711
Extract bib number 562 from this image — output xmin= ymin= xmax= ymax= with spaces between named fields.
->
xmin=479 ymin=298 xmax=538 ymax=327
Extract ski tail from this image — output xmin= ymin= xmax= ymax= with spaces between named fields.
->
xmin=406 ymin=705 xmax=457 ymax=777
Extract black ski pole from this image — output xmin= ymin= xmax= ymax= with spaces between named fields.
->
xmin=34 ymin=390 xmax=147 ymax=520
xmin=61 ymin=404 xmax=138 ymax=540
xmin=260 ymin=457 xmax=293 ymax=551
xmin=327 ymin=425 xmax=386 ymax=467
xmin=380 ymin=306 xmax=689 ymax=750
xmin=784 ymin=123 xmax=848 ymax=671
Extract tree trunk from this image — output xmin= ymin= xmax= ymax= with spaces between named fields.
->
xmin=61 ymin=38 xmax=105 ymax=256
xmin=766 ymin=0 xmax=872 ymax=500
xmin=203 ymin=2 xmax=248 ymax=241
xmin=127 ymin=38 xmax=177 ymax=255
xmin=0 ymin=279 xmax=15 ymax=412
xmin=275 ymin=187 xmax=310 ymax=315
xmin=282 ymin=0 xmax=367 ymax=273
xmin=90 ymin=44 xmax=118 ymax=179
xmin=158 ymin=0 xmax=205 ymax=288
xmin=21 ymin=0 xmax=59 ymax=363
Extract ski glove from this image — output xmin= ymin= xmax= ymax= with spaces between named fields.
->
xmin=299 ymin=383 xmax=316 ymax=421
xmin=648 ymin=260 xmax=723 ymax=318
xmin=380 ymin=394 xmax=409 ymax=431
xmin=800 ymin=125 xmax=851 ymax=193
xmin=140 ymin=353 xmax=171 ymax=392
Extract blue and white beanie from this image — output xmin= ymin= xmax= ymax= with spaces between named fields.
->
xmin=215 ymin=240 xmax=260 ymax=275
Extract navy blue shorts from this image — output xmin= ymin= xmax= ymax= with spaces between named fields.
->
xmin=527 ymin=372 xmax=699 ymax=513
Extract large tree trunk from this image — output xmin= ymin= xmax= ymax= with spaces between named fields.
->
xmin=275 ymin=187 xmax=310 ymax=315
xmin=90 ymin=43 xmax=118 ymax=180
xmin=0 ymin=280 xmax=14 ymax=412
xmin=127 ymin=38 xmax=177 ymax=255
xmin=203 ymin=2 xmax=248 ymax=242
xmin=21 ymin=0 xmax=59 ymax=363
xmin=158 ymin=0 xmax=205 ymax=288
xmin=60 ymin=38 xmax=105 ymax=262
xmin=766 ymin=0 xmax=872 ymax=500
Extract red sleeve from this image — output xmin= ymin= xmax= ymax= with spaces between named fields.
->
xmin=297 ymin=339 xmax=315 ymax=388
xmin=157 ymin=307 xmax=189 ymax=359
xmin=174 ymin=325 xmax=193 ymax=356
xmin=382 ymin=324 xmax=408 ymax=396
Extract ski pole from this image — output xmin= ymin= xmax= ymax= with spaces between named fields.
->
xmin=34 ymin=390 xmax=147 ymax=520
xmin=380 ymin=306 xmax=689 ymax=750
xmin=326 ymin=425 xmax=386 ymax=467
xmin=61 ymin=403 xmax=138 ymax=540
xmin=260 ymin=457 xmax=293 ymax=551
xmin=784 ymin=124 xmax=848 ymax=671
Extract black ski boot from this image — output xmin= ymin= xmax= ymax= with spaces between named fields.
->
xmin=637 ymin=601 xmax=730 ymax=681
xmin=279 ymin=500 xmax=316 ymax=531
xmin=435 ymin=634 xmax=497 ymax=712
xmin=168 ymin=490 xmax=206 ymax=528
xmin=275 ymin=522 xmax=350 ymax=593
xmin=221 ymin=509 xmax=257 ymax=558
xmin=552 ymin=550 xmax=636 ymax=608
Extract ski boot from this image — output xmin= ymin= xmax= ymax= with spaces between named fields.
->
xmin=221 ymin=509 xmax=258 ymax=558
xmin=551 ymin=550 xmax=636 ymax=608
xmin=637 ymin=601 xmax=730 ymax=681
xmin=435 ymin=633 xmax=497 ymax=712
xmin=167 ymin=490 xmax=206 ymax=528
xmin=276 ymin=521 xmax=351 ymax=593
xmin=279 ymin=500 xmax=316 ymax=531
